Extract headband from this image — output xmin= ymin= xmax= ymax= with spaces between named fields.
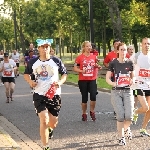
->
xmin=36 ymin=39 xmax=53 ymax=47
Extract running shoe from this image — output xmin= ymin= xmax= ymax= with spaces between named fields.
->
xmin=114 ymin=111 xmax=117 ymax=119
xmin=82 ymin=114 xmax=87 ymax=121
xmin=90 ymin=111 xmax=96 ymax=121
xmin=118 ymin=137 xmax=126 ymax=146
xmin=48 ymin=128 xmax=53 ymax=139
xmin=140 ymin=129 xmax=150 ymax=137
xmin=0 ymin=83 xmax=3 ymax=86
xmin=10 ymin=97 xmax=13 ymax=101
xmin=124 ymin=128 xmax=132 ymax=140
xmin=43 ymin=147 xmax=50 ymax=150
xmin=30 ymin=89 xmax=34 ymax=94
xmin=132 ymin=109 xmax=138 ymax=125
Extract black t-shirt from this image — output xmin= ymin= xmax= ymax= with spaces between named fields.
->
xmin=108 ymin=58 xmax=133 ymax=83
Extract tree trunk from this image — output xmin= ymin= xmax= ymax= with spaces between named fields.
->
xmin=107 ymin=40 xmax=111 ymax=52
xmin=102 ymin=0 xmax=122 ymax=40
xmin=132 ymin=33 xmax=138 ymax=53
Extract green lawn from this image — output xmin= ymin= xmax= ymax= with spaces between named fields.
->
xmin=19 ymin=66 xmax=111 ymax=90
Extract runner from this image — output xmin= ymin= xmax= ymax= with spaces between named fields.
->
xmin=73 ymin=41 xmax=101 ymax=121
xmin=0 ymin=52 xmax=17 ymax=103
xmin=127 ymin=45 xmax=134 ymax=57
xmin=132 ymin=37 xmax=150 ymax=137
xmin=103 ymin=39 xmax=121 ymax=118
xmin=24 ymin=39 xmax=67 ymax=150
xmin=24 ymin=50 xmax=37 ymax=68
xmin=0 ymin=50 xmax=4 ymax=86
xmin=106 ymin=43 xmax=134 ymax=145
xmin=10 ymin=50 xmax=20 ymax=77
xmin=50 ymin=48 xmax=55 ymax=57
xmin=25 ymin=50 xmax=37 ymax=93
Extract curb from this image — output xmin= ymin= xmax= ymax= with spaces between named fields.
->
xmin=0 ymin=126 xmax=21 ymax=149
xmin=65 ymin=81 xmax=111 ymax=93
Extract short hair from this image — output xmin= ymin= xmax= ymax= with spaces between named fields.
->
xmin=142 ymin=37 xmax=150 ymax=43
xmin=113 ymin=39 xmax=121 ymax=45
xmin=91 ymin=43 xmax=96 ymax=49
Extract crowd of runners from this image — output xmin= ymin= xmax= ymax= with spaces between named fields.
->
xmin=0 ymin=38 xmax=150 ymax=149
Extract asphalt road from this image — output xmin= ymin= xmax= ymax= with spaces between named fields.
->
xmin=0 ymin=75 xmax=150 ymax=150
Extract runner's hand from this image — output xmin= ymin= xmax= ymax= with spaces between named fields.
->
xmin=29 ymin=80 xmax=37 ymax=88
xmin=112 ymin=82 xmax=117 ymax=87
xmin=54 ymin=82 xmax=60 ymax=89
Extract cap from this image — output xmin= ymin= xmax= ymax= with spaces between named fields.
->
xmin=113 ymin=39 xmax=121 ymax=45
xmin=36 ymin=39 xmax=53 ymax=47
xmin=4 ymin=52 xmax=9 ymax=57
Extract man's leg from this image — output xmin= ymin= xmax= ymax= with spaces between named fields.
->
xmin=38 ymin=110 xmax=49 ymax=147
xmin=48 ymin=112 xmax=58 ymax=139
xmin=140 ymin=96 xmax=150 ymax=137
xmin=135 ymin=95 xmax=149 ymax=114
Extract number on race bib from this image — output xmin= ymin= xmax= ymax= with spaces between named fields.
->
xmin=139 ymin=69 xmax=150 ymax=77
xmin=117 ymin=77 xmax=130 ymax=86
xmin=4 ymin=71 xmax=12 ymax=76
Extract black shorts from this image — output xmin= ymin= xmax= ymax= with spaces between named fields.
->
xmin=136 ymin=89 xmax=150 ymax=97
xmin=16 ymin=63 xmax=19 ymax=67
xmin=78 ymin=80 xmax=97 ymax=103
xmin=2 ymin=77 xmax=15 ymax=84
xmin=33 ymin=93 xmax=61 ymax=117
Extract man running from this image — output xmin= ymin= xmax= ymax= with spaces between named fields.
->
xmin=10 ymin=50 xmax=20 ymax=77
xmin=132 ymin=37 xmax=150 ymax=136
xmin=24 ymin=39 xmax=67 ymax=150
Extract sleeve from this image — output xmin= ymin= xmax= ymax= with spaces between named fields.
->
xmin=129 ymin=61 xmax=134 ymax=71
xmin=58 ymin=59 xmax=67 ymax=76
xmin=25 ymin=56 xmax=28 ymax=62
xmin=74 ymin=55 xmax=80 ymax=66
xmin=24 ymin=61 xmax=33 ymax=74
xmin=108 ymin=61 xmax=114 ymax=72
xmin=103 ymin=53 xmax=110 ymax=63
xmin=12 ymin=60 xmax=16 ymax=67
xmin=0 ymin=61 xmax=3 ymax=69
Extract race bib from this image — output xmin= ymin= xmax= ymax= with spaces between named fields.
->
xmin=139 ymin=69 xmax=150 ymax=77
xmin=4 ymin=71 xmax=12 ymax=76
xmin=45 ymin=83 xmax=56 ymax=100
xmin=82 ymin=66 xmax=94 ymax=76
xmin=117 ymin=77 xmax=130 ymax=86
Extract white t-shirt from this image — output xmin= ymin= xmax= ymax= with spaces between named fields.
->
xmin=0 ymin=59 xmax=16 ymax=77
xmin=11 ymin=53 xmax=20 ymax=63
xmin=24 ymin=57 xmax=67 ymax=96
xmin=133 ymin=52 xmax=150 ymax=90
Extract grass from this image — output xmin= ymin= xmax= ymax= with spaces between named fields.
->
xmin=67 ymin=74 xmax=111 ymax=90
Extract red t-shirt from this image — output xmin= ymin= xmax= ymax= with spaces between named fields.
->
xmin=103 ymin=51 xmax=130 ymax=64
xmin=75 ymin=54 xmax=97 ymax=80
xmin=90 ymin=49 xmax=98 ymax=56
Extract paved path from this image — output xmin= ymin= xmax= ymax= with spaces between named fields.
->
xmin=0 ymin=75 xmax=150 ymax=149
